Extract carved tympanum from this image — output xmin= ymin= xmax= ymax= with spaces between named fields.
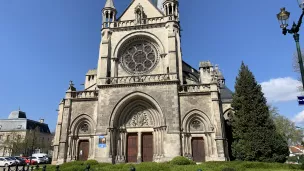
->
xmin=191 ymin=120 xmax=201 ymax=130
xmin=131 ymin=111 xmax=149 ymax=127
xmin=79 ymin=123 xmax=89 ymax=134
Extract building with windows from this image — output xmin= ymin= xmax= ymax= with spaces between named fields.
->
xmin=52 ymin=0 xmax=233 ymax=164
xmin=0 ymin=110 xmax=53 ymax=157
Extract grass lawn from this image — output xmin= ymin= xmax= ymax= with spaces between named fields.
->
xmin=44 ymin=161 xmax=303 ymax=171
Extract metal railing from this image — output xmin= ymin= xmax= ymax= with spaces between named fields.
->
xmin=2 ymin=164 xmax=233 ymax=171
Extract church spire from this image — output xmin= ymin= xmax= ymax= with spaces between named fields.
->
xmin=102 ymin=0 xmax=117 ymax=28
xmin=105 ymin=0 xmax=115 ymax=9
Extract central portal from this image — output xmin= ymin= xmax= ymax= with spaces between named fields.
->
xmin=126 ymin=132 xmax=153 ymax=163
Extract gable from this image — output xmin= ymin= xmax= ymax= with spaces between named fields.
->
xmin=119 ymin=0 xmax=164 ymax=21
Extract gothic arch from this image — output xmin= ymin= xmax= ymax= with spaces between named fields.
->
xmin=223 ymin=108 xmax=233 ymax=121
xmin=70 ymin=114 xmax=95 ymax=136
xmin=182 ymin=109 xmax=213 ymax=133
xmin=113 ymin=31 xmax=166 ymax=59
xmin=109 ymin=91 xmax=165 ymax=128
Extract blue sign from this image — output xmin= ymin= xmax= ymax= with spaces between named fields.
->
xmin=98 ymin=136 xmax=106 ymax=148
xmin=298 ymin=96 xmax=304 ymax=105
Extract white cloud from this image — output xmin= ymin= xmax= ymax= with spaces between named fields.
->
xmin=260 ymin=77 xmax=301 ymax=103
xmin=293 ymin=110 xmax=304 ymax=124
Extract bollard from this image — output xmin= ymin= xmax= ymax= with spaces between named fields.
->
xmin=85 ymin=165 xmax=90 ymax=171
xmin=56 ymin=165 xmax=60 ymax=171
xmin=30 ymin=166 xmax=34 ymax=171
xmin=3 ymin=167 xmax=5 ymax=171
xmin=22 ymin=165 xmax=25 ymax=171
xmin=26 ymin=164 xmax=30 ymax=171
xmin=42 ymin=165 xmax=46 ymax=171
xmin=16 ymin=164 xmax=19 ymax=171
xmin=35 ymin=165 xmax=39 ymax=170
xmin=130 ymin=166 xmax=136 ymax=171
xmin=8 ymin=165 xmax=11 ymax=171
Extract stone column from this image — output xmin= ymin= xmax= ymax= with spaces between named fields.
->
xmin=153 ymin=128 xmax=158 ymax=160
xmin=160 ymin=128 xmax=164 ymax=156
xmin=137 ymin=132 xmax=142 ymax=163
xmin=184 ymin=134 xmax=188 ymax=156
xmin=67 ymin=136 xmax=72 ymax=161
xmin=71 ymin=137 xmax=75 ymax=161
xmin=109 ymin=129 xmax=113 ymax=158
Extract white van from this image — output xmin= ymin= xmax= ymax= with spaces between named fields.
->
xmin=32 ymin=153 xmax=48 ymax=163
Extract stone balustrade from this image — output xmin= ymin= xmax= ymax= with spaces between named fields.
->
xmin=103 ymin=15 xmax=177 ymax=29
xmin=99 ymin=73 xmax=178 ymax=85
xmin=71 ymin=90 xmax=98 ymax=99
xmin=179 ymin=84 xmax=211 ymax=93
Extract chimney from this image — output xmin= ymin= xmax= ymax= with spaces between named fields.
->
xmin=39 ymin=118 xmax=44 ymax=123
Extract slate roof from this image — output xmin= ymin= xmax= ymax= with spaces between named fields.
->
xmin=220 ymin=85 xmax=233 ymax=102
xmin=8 ymin=110 xmax=27 ymax=119
xmin=0 ymin=110 xmax=51 ymax=134
xmin=182 ymin=61 xmax=200 ymax=83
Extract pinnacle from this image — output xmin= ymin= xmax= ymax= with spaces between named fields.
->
xmin=105 ymin=0 xmax=115 ymax=9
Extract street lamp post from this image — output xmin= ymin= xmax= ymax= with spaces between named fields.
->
xmin=277 ymin=2 xmax=304 ymax=89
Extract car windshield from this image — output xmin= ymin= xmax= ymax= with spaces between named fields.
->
xmin=38 ymin=157 xmax=43 ymax=159
xmin=5 ymin=158 xmax=11 ymax=160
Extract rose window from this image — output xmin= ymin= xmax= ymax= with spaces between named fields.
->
xmin=121 ymin=41 xmax=158 ymax=74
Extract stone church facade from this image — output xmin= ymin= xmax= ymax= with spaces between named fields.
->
xmin=52 ymin=0 xmax=233 ymax=164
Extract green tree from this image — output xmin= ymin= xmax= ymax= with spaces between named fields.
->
xmin=231 ymin=62 xmax=289 ymax=163
xmin=269 ymin=105 xmax=303 ymax=145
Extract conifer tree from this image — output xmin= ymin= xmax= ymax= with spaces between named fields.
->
xmin=231 ymin=62 xmax=289 ymax=162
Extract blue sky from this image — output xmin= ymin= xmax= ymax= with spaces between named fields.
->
xmin=0 ymin=0 xmax=304 ymax=131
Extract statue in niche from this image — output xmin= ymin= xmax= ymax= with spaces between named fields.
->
xmin=135 ymin=4 xmax=144 ymax=25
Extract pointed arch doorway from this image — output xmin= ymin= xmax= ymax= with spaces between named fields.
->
xmin=109 ymin=93 xmax=166 ymax=163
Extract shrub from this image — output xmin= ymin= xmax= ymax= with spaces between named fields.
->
xmin=61 ymin=165 xmax=86 ymax=171
xmin=84 ymin=160 xmax=99 ymax=166
xmin=222 ymin=168 xmax=236 ymax=171
xmin=61 ymin=161 xmax=84 ymax=168
xmin=170 ymin=156 xmax=195 ymax=165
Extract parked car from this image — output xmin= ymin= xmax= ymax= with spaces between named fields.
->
xmin=9 ymin=157 xmax=21 ymax=165
xmin=24 ymin=157 xmax=37 ymax=165
xmin=5 ymin=157 xmax=16 ymax=165
xmin=14 ymin=156 xmax=26 ymax=165
xmin=0 ymin=157 xmax=14 ymax=167
xmin=29 ymin=157 xmax=44 ymax=164
xmin=43 ymin=156 xmax=51 ymax=164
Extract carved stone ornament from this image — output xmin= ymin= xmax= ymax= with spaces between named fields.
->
xmin=80 ymin=123 xmax=89 ymax=133
xmin=131 ymin=111 xmax=149 ymax=127
xmin=191 ymin=120 xmax=201 ymax=130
